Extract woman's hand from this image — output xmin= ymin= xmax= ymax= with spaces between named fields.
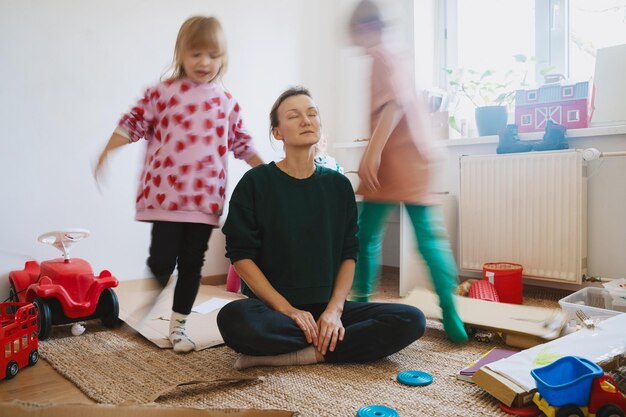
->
xmin=358 ymin=151 xmax=381 ymax=192
xmin=284 ymin=307 xmax=319 ymax=347
xmin=316 ymin=308 xmax=345 ymax=355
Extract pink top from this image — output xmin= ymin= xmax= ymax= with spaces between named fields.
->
xmin=356 ymin=46 xmax=442 ymax=205
xmin=119 ymin=79 xmax=257 ymax=225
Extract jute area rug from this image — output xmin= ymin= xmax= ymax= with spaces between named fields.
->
xmin=38 ymin=287 xmax=625 ymax=417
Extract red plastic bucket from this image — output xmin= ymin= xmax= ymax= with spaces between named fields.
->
xmin=482 ymin=262 xmax=523 ymax=304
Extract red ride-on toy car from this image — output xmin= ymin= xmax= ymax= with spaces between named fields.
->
xmin=8 ymin=229 xmax=119 ymax=340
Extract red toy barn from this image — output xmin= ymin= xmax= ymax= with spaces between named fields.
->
xmin=515 ymin=81 xmax=589 ymax=133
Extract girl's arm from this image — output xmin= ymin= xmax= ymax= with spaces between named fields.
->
xmin=245 ymin=153 xmax=264 ymax=168
xmin=316 ymin=258 xmax=355 ymax=355
xmin=96 ymin=85 xmax=156 ymax=180
xmin=359 ymin=100 xmax=403 ymax=191
xmin=233 ymin=259 xmax=319 ymax=346
xmin=94 ymin=132 xmax=131 ymax=180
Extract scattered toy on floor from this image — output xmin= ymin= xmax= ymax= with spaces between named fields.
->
xmin=1 ymin=302 xmax=39 ymax=380
xmin=498 ymin=401 xmax=540 ymax=416
xmin=468 ymin=280 xmax=500 ymax=303
xmin=396 ymin=370 xmax=433 ymax=386
xmin=456 ymin=279 xmax=478 ymax=297
xmin=531 ymin=355 xmax=626 ymax=417
xmin=8 ymin=229 xmax=120 ymax=340
xmin=474 ymin=330 xmax=495 ymax=343
xmin=71 ymin=322 xmax=86 ymax=336
xmin=357 ymin=405 xmax=399 ymax=417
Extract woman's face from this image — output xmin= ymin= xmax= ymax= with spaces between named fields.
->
xmin=273 ymin=95 xmax=321 ymax=147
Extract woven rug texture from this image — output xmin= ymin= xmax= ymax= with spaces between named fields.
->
xmin=38 ymin=286 xmax=625 ymax=417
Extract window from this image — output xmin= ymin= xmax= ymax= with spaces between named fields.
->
xmin=13 ymin=339 xmax=19 ymax=353
xmin=521 ymin=114 xmax=532 ymax=125
xmin=4 ymin=343 xmax=10 ymax=358
xmin=443 ymin=0 xmax=537 ymax=90
xmin=452 ymin=0 xmax=536 ymax=78
xmin=562 ymin=86 xmax=574 ymax=97
xmin=22 ymin=335 xmax=29 ymax=349
xmin=567 ymin=0 xmax=626 ymax=81
xmin=436 ymin=0 xmax=626 ymax=134
xmin=527 ymin=91 xmax=538 ymax=101
xmin=568 ymin=109 xmax=580 ymax=122
xmin=441 ymin=0 xmax=626 ymax=86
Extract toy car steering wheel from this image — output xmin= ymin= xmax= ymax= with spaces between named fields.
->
xmin=38 ymin=229 xmax=90 ymax=260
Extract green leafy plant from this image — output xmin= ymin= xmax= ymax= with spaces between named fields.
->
xmin=445 ymin=54 xmax=554 ymax=133
xmin=446 ymin=55 xmax=528 ymax=108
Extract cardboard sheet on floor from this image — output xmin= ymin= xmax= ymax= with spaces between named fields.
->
xmin=472 ymin=313 xmax=626 ymax=407
xmin=0 ymin=401 xmax=296 ymax=417
xmin=116 ymin=278 xmax=246 ymax=351
xmin=404 ymin=288 xmax=567 ymax=347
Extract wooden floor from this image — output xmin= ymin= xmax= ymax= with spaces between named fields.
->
xmin=1 ymin=272 xmax=401 ymax=404
xmin=0 ymin=358 xmax=93 ymax=403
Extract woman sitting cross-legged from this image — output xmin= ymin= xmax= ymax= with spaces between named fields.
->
xmin=217 ymin=86 xmax=425 ymax=370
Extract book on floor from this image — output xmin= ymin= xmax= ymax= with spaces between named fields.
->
xmin=456 ymin=347 xmax=519 ymax=383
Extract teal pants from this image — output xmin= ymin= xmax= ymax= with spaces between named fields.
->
xmin=352 ymin=201 xmax=458 ymax=310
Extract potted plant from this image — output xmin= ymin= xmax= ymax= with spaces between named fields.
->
xmin=446 ymin=55 xmax=551 ymax=136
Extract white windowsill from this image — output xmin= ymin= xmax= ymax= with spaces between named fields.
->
xmin=334 ymin=124 xmax=626 ymax=149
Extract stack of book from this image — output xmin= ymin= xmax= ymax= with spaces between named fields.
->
xmin=457 ymin=347 xmax=519 ymax=383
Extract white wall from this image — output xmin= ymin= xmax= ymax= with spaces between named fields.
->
xmin=0 ymin=0 xmax=319 ymax=298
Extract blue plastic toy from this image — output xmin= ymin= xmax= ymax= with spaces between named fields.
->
xmin=531 ymin=356 xmax=603 ymax=407
xmin=357 ymin=405 xmax=399 ymax=417
xmin=397 ymin=370 xmax=433 ymax=387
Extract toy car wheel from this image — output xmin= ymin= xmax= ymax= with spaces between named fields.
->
xmin=33 ymin=297 xmax=52 ymax=340
xmin=556 ymin=405 xmax=585 ymax=417
xmin=9 ymin=282 xmax=19 ymax=302
xmin=597 ymin=405 xmax=625 ymax=417
xmin=7 ymin=282 xmax=19 ymax=314
xmin=99 ymin=288 xmax=120 ymax=328
xmin=28 ymin=349 xmax=39 ymax=366
xmin=5 ymin=360 xmax=19 ymax=380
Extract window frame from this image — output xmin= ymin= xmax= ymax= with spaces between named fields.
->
xmin=441 ymin=0 xmax=570 ymax=89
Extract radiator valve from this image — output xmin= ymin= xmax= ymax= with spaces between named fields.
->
xmin=581 ymin=148 xmax=602 ymax=161
xmin=582 ymin=274 xmax=603 ymax=283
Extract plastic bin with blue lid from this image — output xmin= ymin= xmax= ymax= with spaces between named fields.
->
xmin=530 ymin=356 xmax=604 ymax=407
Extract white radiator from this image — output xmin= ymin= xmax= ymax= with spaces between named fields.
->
xmin=459 ymin=150 xmax=587 ymax=283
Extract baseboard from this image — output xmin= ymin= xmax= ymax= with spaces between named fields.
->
xmin=382 ymin=265 xmax=400 ymax=275
xmin=201 ymin=273 xmax=227 ymax=286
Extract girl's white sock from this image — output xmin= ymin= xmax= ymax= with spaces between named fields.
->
xmin=169 ymin=311 xmax=195 ymax=353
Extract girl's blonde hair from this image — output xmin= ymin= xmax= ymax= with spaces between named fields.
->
xmin=170 ymin=16 xmax=228 ymax=81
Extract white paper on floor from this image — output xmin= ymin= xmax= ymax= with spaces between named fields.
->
xmin=192 ymin=297 xmax=233 ymax=314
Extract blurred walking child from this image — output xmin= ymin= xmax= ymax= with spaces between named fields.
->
xmin=348 ymin=1 xmax=467 ymax=343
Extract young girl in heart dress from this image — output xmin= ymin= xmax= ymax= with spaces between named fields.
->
xmin=95 ymin=16 xmax=262 ymax=353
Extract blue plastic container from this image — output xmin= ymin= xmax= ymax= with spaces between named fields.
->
xmin=530 ymin=356 xmax=604 ymax=407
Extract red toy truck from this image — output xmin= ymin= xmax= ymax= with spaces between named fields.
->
xmin=531 ymin=356 xmax=626 ymax=417
xmin=8 ymin=230 xmax=119 ymax=340
xmin=1 ymin=302 xmax=39 ymax=379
